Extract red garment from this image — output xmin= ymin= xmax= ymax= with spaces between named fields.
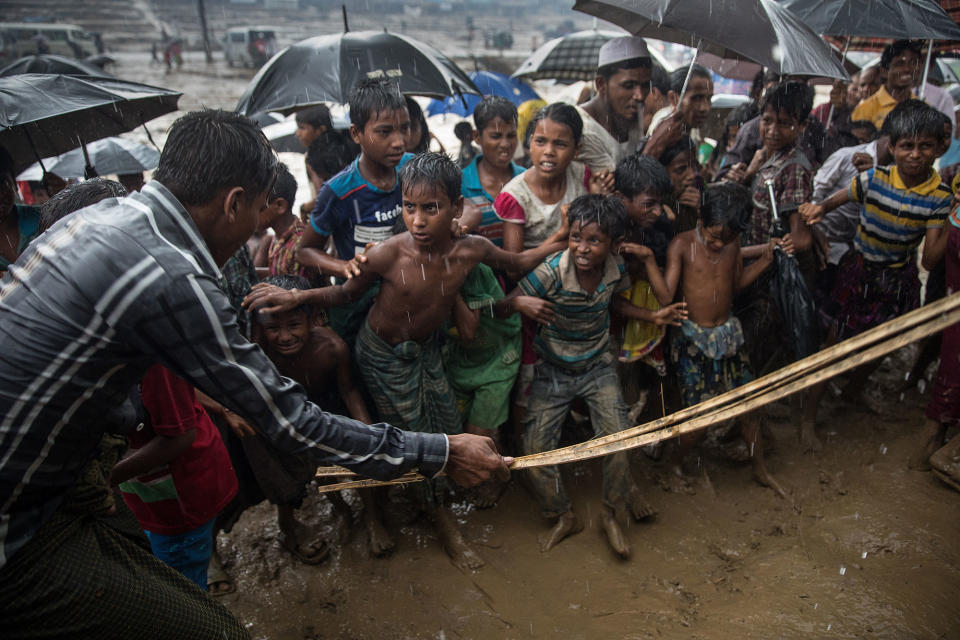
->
xmin=119 ymin=365 xmax=237 ymax=535
xmin=927 ymin=225 xmax=960 ymax=426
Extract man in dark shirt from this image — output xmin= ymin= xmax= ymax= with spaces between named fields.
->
xmin=0 ymin=110 xmax=509 ymax=639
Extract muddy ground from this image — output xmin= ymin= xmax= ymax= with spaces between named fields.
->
xmin=100 ymin=52 xmax=960 ymax=640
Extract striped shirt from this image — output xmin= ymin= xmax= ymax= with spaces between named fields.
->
xmin=0 ymin=181 xmax=447 ymax=569
xmin=850 ymin=166 xmax=951 ymax=267
xmin=518 ymin=250 xmax=630 ymax=370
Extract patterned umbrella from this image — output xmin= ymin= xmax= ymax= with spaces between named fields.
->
xmin=512 ymin=30 xmax=627 ymax=82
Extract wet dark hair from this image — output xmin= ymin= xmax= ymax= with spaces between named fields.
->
xmin=657 ymin=134 xmax=697 ymax=168
xmin=884 ymin=99 xmax=948 ymax=146
xmin=269 ymin=162 xmax=297 ymax=211
xmin=348 ymin=77 xmax=407 ymax=132
xmin=614 ymin=155 xmax=672 ymax=200
xmin=473 ymin=95 xmax=518 ymax=132
xmin=305 ymin=131 xmax=355 ymax=179
xmin=405 ymin=95 xmax=430 ymax=154
xmin=398 ymin=151 xmax=461 ymax=203
xmin=257 ymin=274 xmax=312 ymax=318
xmin=153 ymin=109 xmax=276 ymax=206
xmin=850 ymin=120 xmax=879 ymax=141
xmin=567 ymin=194 xmax=626 ymax=240
xmin=700 ymin=182 xmax=751 ymax=233
xmin=650 ymin=64 xmax=670 ymax=97
xmin=454 ymin=121 xmax=474 ymax=142
xmin=669 ymin=64 xmax=711 ymax=95
xmin=597 ymin=57 xmax=651 ymax=81
xmin=294 ymin=104 xmax=333 ymax=131
xmin=38 ymin=178 xmax=128 ymax=233
xmin=880 ymin=40 xmax=923 ymax=70
xmin=759 ymin=81 xmax=813 ymax=124
xmin=526 ymin=102 xmax=584 ymax=146
xmin=0 ymin=146 xmax=15 ymax=182
xmin=763 ymin=70 xmax=782 ymax=86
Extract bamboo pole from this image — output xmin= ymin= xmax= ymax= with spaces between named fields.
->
xmin=314 ymin=292 xmax=960 ymax=493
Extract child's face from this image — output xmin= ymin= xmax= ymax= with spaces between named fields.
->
xmin=568 ymin=219 xmax=613 ymax=274
xmin=402 ymin=183 xmax=462 ymax=247
xmin=350 ymin=107 xmax=410 ymax=169
xmin=406 ymin=117 xmax=423 ymax=152
xmin=699 ymin=222 xmax=737 ymax=252
xmin=259 ymin=309 xmax=311 ymax=357
xmin=665 ymin=151 xmax=695 ymax=197
xmin=295 ymin=122 xmax=323 ymax=149
xmin=759 ymin=105 xmax=802 ymax=153
xmin=475 ymin=117 xmax=519 ymax=170
xmin=623 ymin=191 xmax=663 ymax=228
xmin=528 ymin=117 xmax=578 ymax=180
xmin=258 ymin=197 xmax=285 ymax=232
xmin=893 ymin=134 xmax=939 ymax=182
xmin=676 ymin=75 xmax=713 ymax=129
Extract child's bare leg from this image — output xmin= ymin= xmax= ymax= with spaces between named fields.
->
xmin=801 ymin=382 xmax=826 ymax=453
xmin=663 ymin=432 xmax=704 ymax=494
xmin=207 ymin=536 xmax=235 ymax=595
xmin=465 ymin=423 xmax=508 ymax=508
xmin=741 ymin=416 xmax=787 ymax=499
xmin=839 ymin=361 xmax=883 ymax=412
xmin=431 ymin=504 xmax=484 ymax=570
xmin=277 ymin=504 xmax=329 ymax=564
xmin=540 ymin=509 xmax=582 ymax=552
xmin=600 ymin=505 xmax=630 ymax=558
xmin=909 ymin=419 xmax=946 ymax=471
xmin=359 ymin=487 xmax=394 ymax=556
xmin=326 ymin=491 xmax=354 ymax=543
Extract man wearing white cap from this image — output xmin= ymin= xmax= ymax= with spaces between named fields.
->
xmin=576 ymin=36 xmax=653 ymax=173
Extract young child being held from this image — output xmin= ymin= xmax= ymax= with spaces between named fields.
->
xmin=501 ymin=194 xmax=687 ymax=558
xmin=657 ymin=135 xmax=701 ymax=233
xmin=251 ymin=275 xmax=393 ymax=556
xmin=244 ymin=152 xmax=571 ymax=570
xmin=631 ymin=183 xmax=787 ymax=498
xmin=799 ymin=100 xmax=953 ymax=451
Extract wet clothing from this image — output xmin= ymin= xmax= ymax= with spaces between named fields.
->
xmin=850 ymin=166 xmax=951 ymax=268
xmin=355 ymin=320 xmax=461 ymax=505
xmin=444 ymin=264 xmax=521 ymax=430
xmin=576 ymin=106 xmax=640 ymax=173
xmin=523 ymin=355 xmax=636 ymax=518
xmin=218 ymin=244 xmax=258 ymax=339
xmin=926 ymin=224 xmax=960 ymax=427
xmin=267 ymin=217 xmax=311 ymax=280
xmin=0 ymin=204 xmax=40 ymax=272
xmin=0 ymin=181 xmax=448 ymax=572
xmin=748 ymin=146 xmax=814 ymax=246
xmin=718 ymin=114 xmax=830 ymax=181
xmin=851 ymin=86 xmax=901 ymax=130
xmin=617 ymin=279 xmax=666 ymax=375
xmin=119 ymin=366 xmax=236 ymax=536
xmin=309 ymin=153 xmax=413 ymax=260
xmin=461 ymin=155 xmax=524 ymax=247
xmin=143 ymin=518 xmax=216 ymax=590
xmin=494 ymin=162 xmax=591 ymax=249
xmin=813 ymin=140 xmax=879 ymax=266
xmin=670 ymin=317 xmax=754 ymax=407
xmin=518 ymin=250 xmax=631 ymax=370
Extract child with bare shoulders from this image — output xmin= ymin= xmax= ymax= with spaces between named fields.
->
xmin=244 ymin=152 xmax=568 ymax=570
xmin=252 ymin=274 xmax=393 ymax=556
xmin=499 ymin=194 xmax=687 ymax=558
xmin=630 ymin=183 xmax=788 ymax=498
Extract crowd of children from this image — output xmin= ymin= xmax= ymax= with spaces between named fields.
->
xmin=4 ymin=37 xmax=959 ymax=599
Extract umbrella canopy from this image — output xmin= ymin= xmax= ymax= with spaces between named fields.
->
xmin=781 ymin=0 xmax=960 ymax=39
xmin=425 ymin=70 xmax=541 ymax=117
xmin=18 ymin=136 xmax=159 ymax=180
xmin=821 ymin=0 xmax=960 ymax=53
xmin=235 ymin=31 xmax=480 ymax=116
xmin=511 ymin=29 xmax=627 ymax=82
xmin=572 ymin=0 xmax=850 ymax=79
xmin=0 ymin=54 xmax=114 ymax=78
xmin=0 ymin=74 xmax=181 ymax=174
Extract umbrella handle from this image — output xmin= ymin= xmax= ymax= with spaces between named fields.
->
xmin=77 ymin=137 xmax=98 ymax=180
xmin=141 ymin=120 xmax=161 ymax=153
xmin=920 ymin=39 xmax=933 ymax=100
xmin=22 ymin=127 xmax=47 ymax=174
xmin=677 ymin=38 xmax=702 ymax=108
xmin=453 ymin=81 xmax=468 ymax=111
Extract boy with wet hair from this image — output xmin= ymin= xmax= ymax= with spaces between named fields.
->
xmin=250 ymin=274 xmax=394 ymax=556
xmin=460 ymin=95 xmax=524 ymax=246
xmin=632 ymin=182 xmax=786 ymax=498
xmin=245 ymin=152 xmax=571 ymax=569
xmin=255 ymin=163 xmax=316 ymax=284
xmin=800 ymin=100 xmax=952 ymax=451
xmin=295 ymin=104 xmax=333 ymax=149
xmin=501 ymin=194 xmax=687 ymax=558
xmin=647 ymin=63 xmax=714 ymax=147
xmin=38 ymin=178 xmax=128 ymax=233
xmin=296 ymin=77 xmax=412 ymax=345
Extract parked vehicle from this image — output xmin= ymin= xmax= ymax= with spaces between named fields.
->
xmin=223 ymin=26 xmax=280 ymax=68
xmin=0 ymin=23 xmax=95 ymax=61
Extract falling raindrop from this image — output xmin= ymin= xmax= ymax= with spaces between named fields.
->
xmin=400 ymin=269 xmax=405 ymax=284
xmin=421 ymin=263 xmax=426 ymax=280
xmin=839 ymin=566 xmax=846 ymax=576
xmin=861 ymin=551 xmax=868 ymax=559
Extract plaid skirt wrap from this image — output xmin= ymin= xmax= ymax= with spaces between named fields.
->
xmin=670 ymin=317 xmax=754 ymax=407
xmin=820 ymin=250 xmax=921 ymax=341
xmin=355 ymin=319 xmax=461 ymax=506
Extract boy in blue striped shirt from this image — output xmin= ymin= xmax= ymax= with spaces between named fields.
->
xmin=500 ymin=195 xmax=686 ymax=558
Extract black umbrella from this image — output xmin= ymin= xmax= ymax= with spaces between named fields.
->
xmin=0 ymin=54 xmax=114 ymax=78
xmin=776 ymin=0 xmax=960 ymax=40
xmin=511 ymin=29 xmax=627 ymax=82
xmin=235 ymin=31 xmax=480 ymax=116
xmin=0 ymin=74 xmax=181 ymax=174
xmin=572 ymin=0 xmax=850 ymax=80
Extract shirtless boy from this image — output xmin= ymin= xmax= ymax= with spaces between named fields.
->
xmin=633 ymin=182 xmax=788 ymax=498
xmin=245 ymin=152 xmax=569 ymax=569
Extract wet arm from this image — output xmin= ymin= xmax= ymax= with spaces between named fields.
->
xmin=453 ymin=293 xmax=480 ymax=342
xmin=501 ymin=222 xmax=525 ymax=280
xmin=110 ymin=430 xmax=196 ymax=485
xmin=646 ymin=239 xmax=683 ymax=305
xmin=335 ymin=344 xmax=373 ymax=424
xmin=738 ymin=241 xmax=774 ymax=290
xmin=921 ymin=225 xmax=951 ymax=271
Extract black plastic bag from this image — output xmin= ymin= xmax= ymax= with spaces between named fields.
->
xmin=770 ymin=247 xmax=821 ymax=360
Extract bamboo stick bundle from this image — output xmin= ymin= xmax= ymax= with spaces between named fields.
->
xmin=314 ymin=292 xmax=960 ymax=493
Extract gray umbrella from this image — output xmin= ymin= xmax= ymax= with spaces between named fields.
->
xmin=572 ymin=0 xmax=850 ymax=80
xmin=0 ymin=54 xmax=114 ymax=78
xmin=776 ymin=0 xmax=960 ymax=40
xmin=17 ymin=137 xmax=159 ymax=181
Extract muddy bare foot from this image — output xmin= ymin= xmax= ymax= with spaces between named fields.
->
xmin=628 ymin=488 xmax=657 ymax=521
xmin=207 ymin=549 xmax=235 ymax=596
xmin=659 ymin=465 xmax=696 ymax=494
xmin=327 ymin=493 xmax=354 ymax=544
xmin=798 ymin=421 xmax=823 ymax=454
xmin=600 ymin=508 xmax=631 ymax=559
xmin=539 ymin=510 xmax=582 ymax=552
xmin=753 ymin=465 xmax=788 ymax=500
xmin=279 ymin=523 xmax=330 ymax=565
xmin=433 ymin=507 xmax=483 ymax=570
xmin=471 ymin=478 xmax=509 ymax=509
xmin=364 ymin=514 xmax=394 ymax=556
